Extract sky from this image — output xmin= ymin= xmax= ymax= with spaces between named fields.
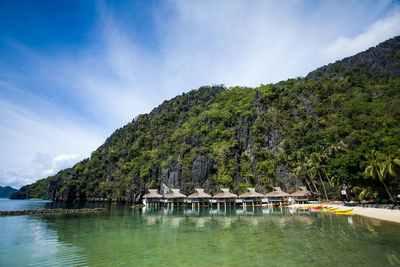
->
xmin=1 ymin=0 xmax=400 ymax=189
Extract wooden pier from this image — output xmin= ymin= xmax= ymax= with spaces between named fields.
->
xmin=265 ymin=187 xmax=290 ymax=205
xmin=239 ymin=188 xmax=264 ymax=210
xmin=164 ymin=189 xmax=187 ymax=208
xmin=142 ymin=187 xmax=305 ymax=208
xmin=187 ymin=189 xmax=212 ymax=210
xmin=213 ymin=188 xmax=237 ymax=210
xmin=290 ymin=186 xmax=312 ymax=204
xmin=143 ymin=189 xmax=163 ymax=209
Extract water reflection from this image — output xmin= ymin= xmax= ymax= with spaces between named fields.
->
xmin=190 ymin=217 xmax=211 ymax=228
xmin=138 ymin=206 xmax=343 ymax=229
xmin=1 ymin=200 xmax=400 ymax=266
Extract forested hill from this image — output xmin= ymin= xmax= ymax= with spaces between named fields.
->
xmin=11 ymin=36 xmax=400 ymax=203
xmin=0 ymin=186 xmax=18 ymax=198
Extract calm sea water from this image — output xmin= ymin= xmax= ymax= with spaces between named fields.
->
xmin=1 ymin=198 xmax=400 ymax=266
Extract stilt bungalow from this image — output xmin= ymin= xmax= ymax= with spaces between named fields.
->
xmin=164 ymin=189 xmax=187 ymax=208
xmin=187 ymin=189 xmax=212 ymax=209
xmin=213 ymin=188 xmax=237 ymax=209
xmin=265 ymin=187 xmax=290 ymax=205
xmin=291 ymin=186 xmax=312 ymax=204
xmin=239 ymin=188 xmax=264 ymax=208
xmin=143 ymin=189 xmax=162 ymax=208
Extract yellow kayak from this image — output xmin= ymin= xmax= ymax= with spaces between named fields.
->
xmin=335 ymin=208 xmax=353 ymax=212
xmin=322 ymin=207 xmax=335 ymax=212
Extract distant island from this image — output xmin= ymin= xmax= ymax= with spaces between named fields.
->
xmin=0 ymin=186 xmax=18 ymax=198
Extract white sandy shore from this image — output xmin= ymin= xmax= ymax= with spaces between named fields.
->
xmin=288 ymin=203 xmax=400 ymax=224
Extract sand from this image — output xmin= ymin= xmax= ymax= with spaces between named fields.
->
xmin=288 ymin=203 xmax=400 ymax=224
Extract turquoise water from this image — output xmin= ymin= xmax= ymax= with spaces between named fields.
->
xmin=1 ymin=199 xmax=400 ymax=266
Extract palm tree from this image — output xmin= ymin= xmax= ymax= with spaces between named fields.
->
xmin=325 ymin=141 xmax=347 ymax=158
xmin=310 ymin=151 xmax=332 ymax=186
xmin=309 ymin=152 xmax=329 ymax=201
xmin=364 ymin=149 xmax=397 ymax=203
xmin=294 ymin=150 xmax=320 ymax=197
xmin=382 ymin=156 xmax=400 ymax=178
xmin=294 ymin=164 xmax=317 ymax=197
xmin=380 ymin=156 xmax=400 ymax=204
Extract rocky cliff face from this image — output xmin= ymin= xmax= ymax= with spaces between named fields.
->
xmin=11 ymin=36 xmax=400 ymax=203
xmin=307 ymin=36 xmax=400 ymax=79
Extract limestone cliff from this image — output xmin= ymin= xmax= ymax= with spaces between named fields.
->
xmin=11 ymin=36 xmax=400 ymax=202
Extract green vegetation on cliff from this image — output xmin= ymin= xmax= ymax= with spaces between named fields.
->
xmin=11 ymin=36 xmax=400 ymax=203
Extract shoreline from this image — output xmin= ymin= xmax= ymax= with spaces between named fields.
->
xmin=288 ymin=203 xmax=400 ymax=224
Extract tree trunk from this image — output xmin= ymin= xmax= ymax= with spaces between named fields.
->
xmin=304 ymin=175 xmax=319 ymax=200
xmin=326 ymin=175 xmax=333 ymax=187
xmin=309 ymin=176 xmax=320 ymax=198
xmin=303 ymin=176 xmax=313 ymax=193
xmin=318 ymin=170 xmax=329 ymax=201
xmin=381 ymin=180 xmax=396 ymax=204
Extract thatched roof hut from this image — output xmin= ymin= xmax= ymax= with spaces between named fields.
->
xmin=187 ymin=189 xmax=212 ymax=199
xmin=265 ymin=187 xmax=290 ymax=198
xmin=213 ymin=188 xmax=237 ymax=199
xmin=164 ymin=189 xmax=187 ymax=199
xmin=291 ymin=186 xmax=312 ymax=197
xmin=239 ymin=188 xmax=264 ymax=198
xmin=143 ymin=189 xmax=162 ymax=199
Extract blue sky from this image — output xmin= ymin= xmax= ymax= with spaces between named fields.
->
xmin=1 ymin=0 xmax=400 ymax=189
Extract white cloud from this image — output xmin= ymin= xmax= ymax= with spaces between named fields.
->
xmin=0 ymin=152 xmax=83 ymax=189
xmin=32 ymin=153 xmax=82 ymax=178
xmin=0 ymin=99 xmax=103 ymax=188
xmin=322 ymin=9 xmax=400 ymax=61
xmin=0 ymin=169 xmax=33 ymax=189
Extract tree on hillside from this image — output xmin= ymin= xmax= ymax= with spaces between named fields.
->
xmin=309 ymin=152 xmax=329 ymax=201
xmin=325 ymin=141 xmax=347 ymax=158
xmin=363 ymin=149 xmax=399 ymax=204
xmin=293 ymin=150 xmax=320 ymax=198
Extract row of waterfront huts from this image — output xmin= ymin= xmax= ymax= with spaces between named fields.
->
xmin=143 ymin=186 xmax=312 ymax=208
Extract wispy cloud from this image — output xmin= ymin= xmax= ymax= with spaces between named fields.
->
xmin=322 ymin=8 xmax=400 ymax=61
xmin=32 ymin=153 xmax=81 ymax=178
xmin=0 ymin=99 xmax=103 ymax=188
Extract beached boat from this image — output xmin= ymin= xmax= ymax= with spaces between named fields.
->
xmin=335 ymin=208 xmax=353 ymax=213
xmin=308 ymin=204 xmax=323 ymax=210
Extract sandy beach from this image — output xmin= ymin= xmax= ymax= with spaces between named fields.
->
xmin=288 ymin=203 xmax=400 ymax=224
